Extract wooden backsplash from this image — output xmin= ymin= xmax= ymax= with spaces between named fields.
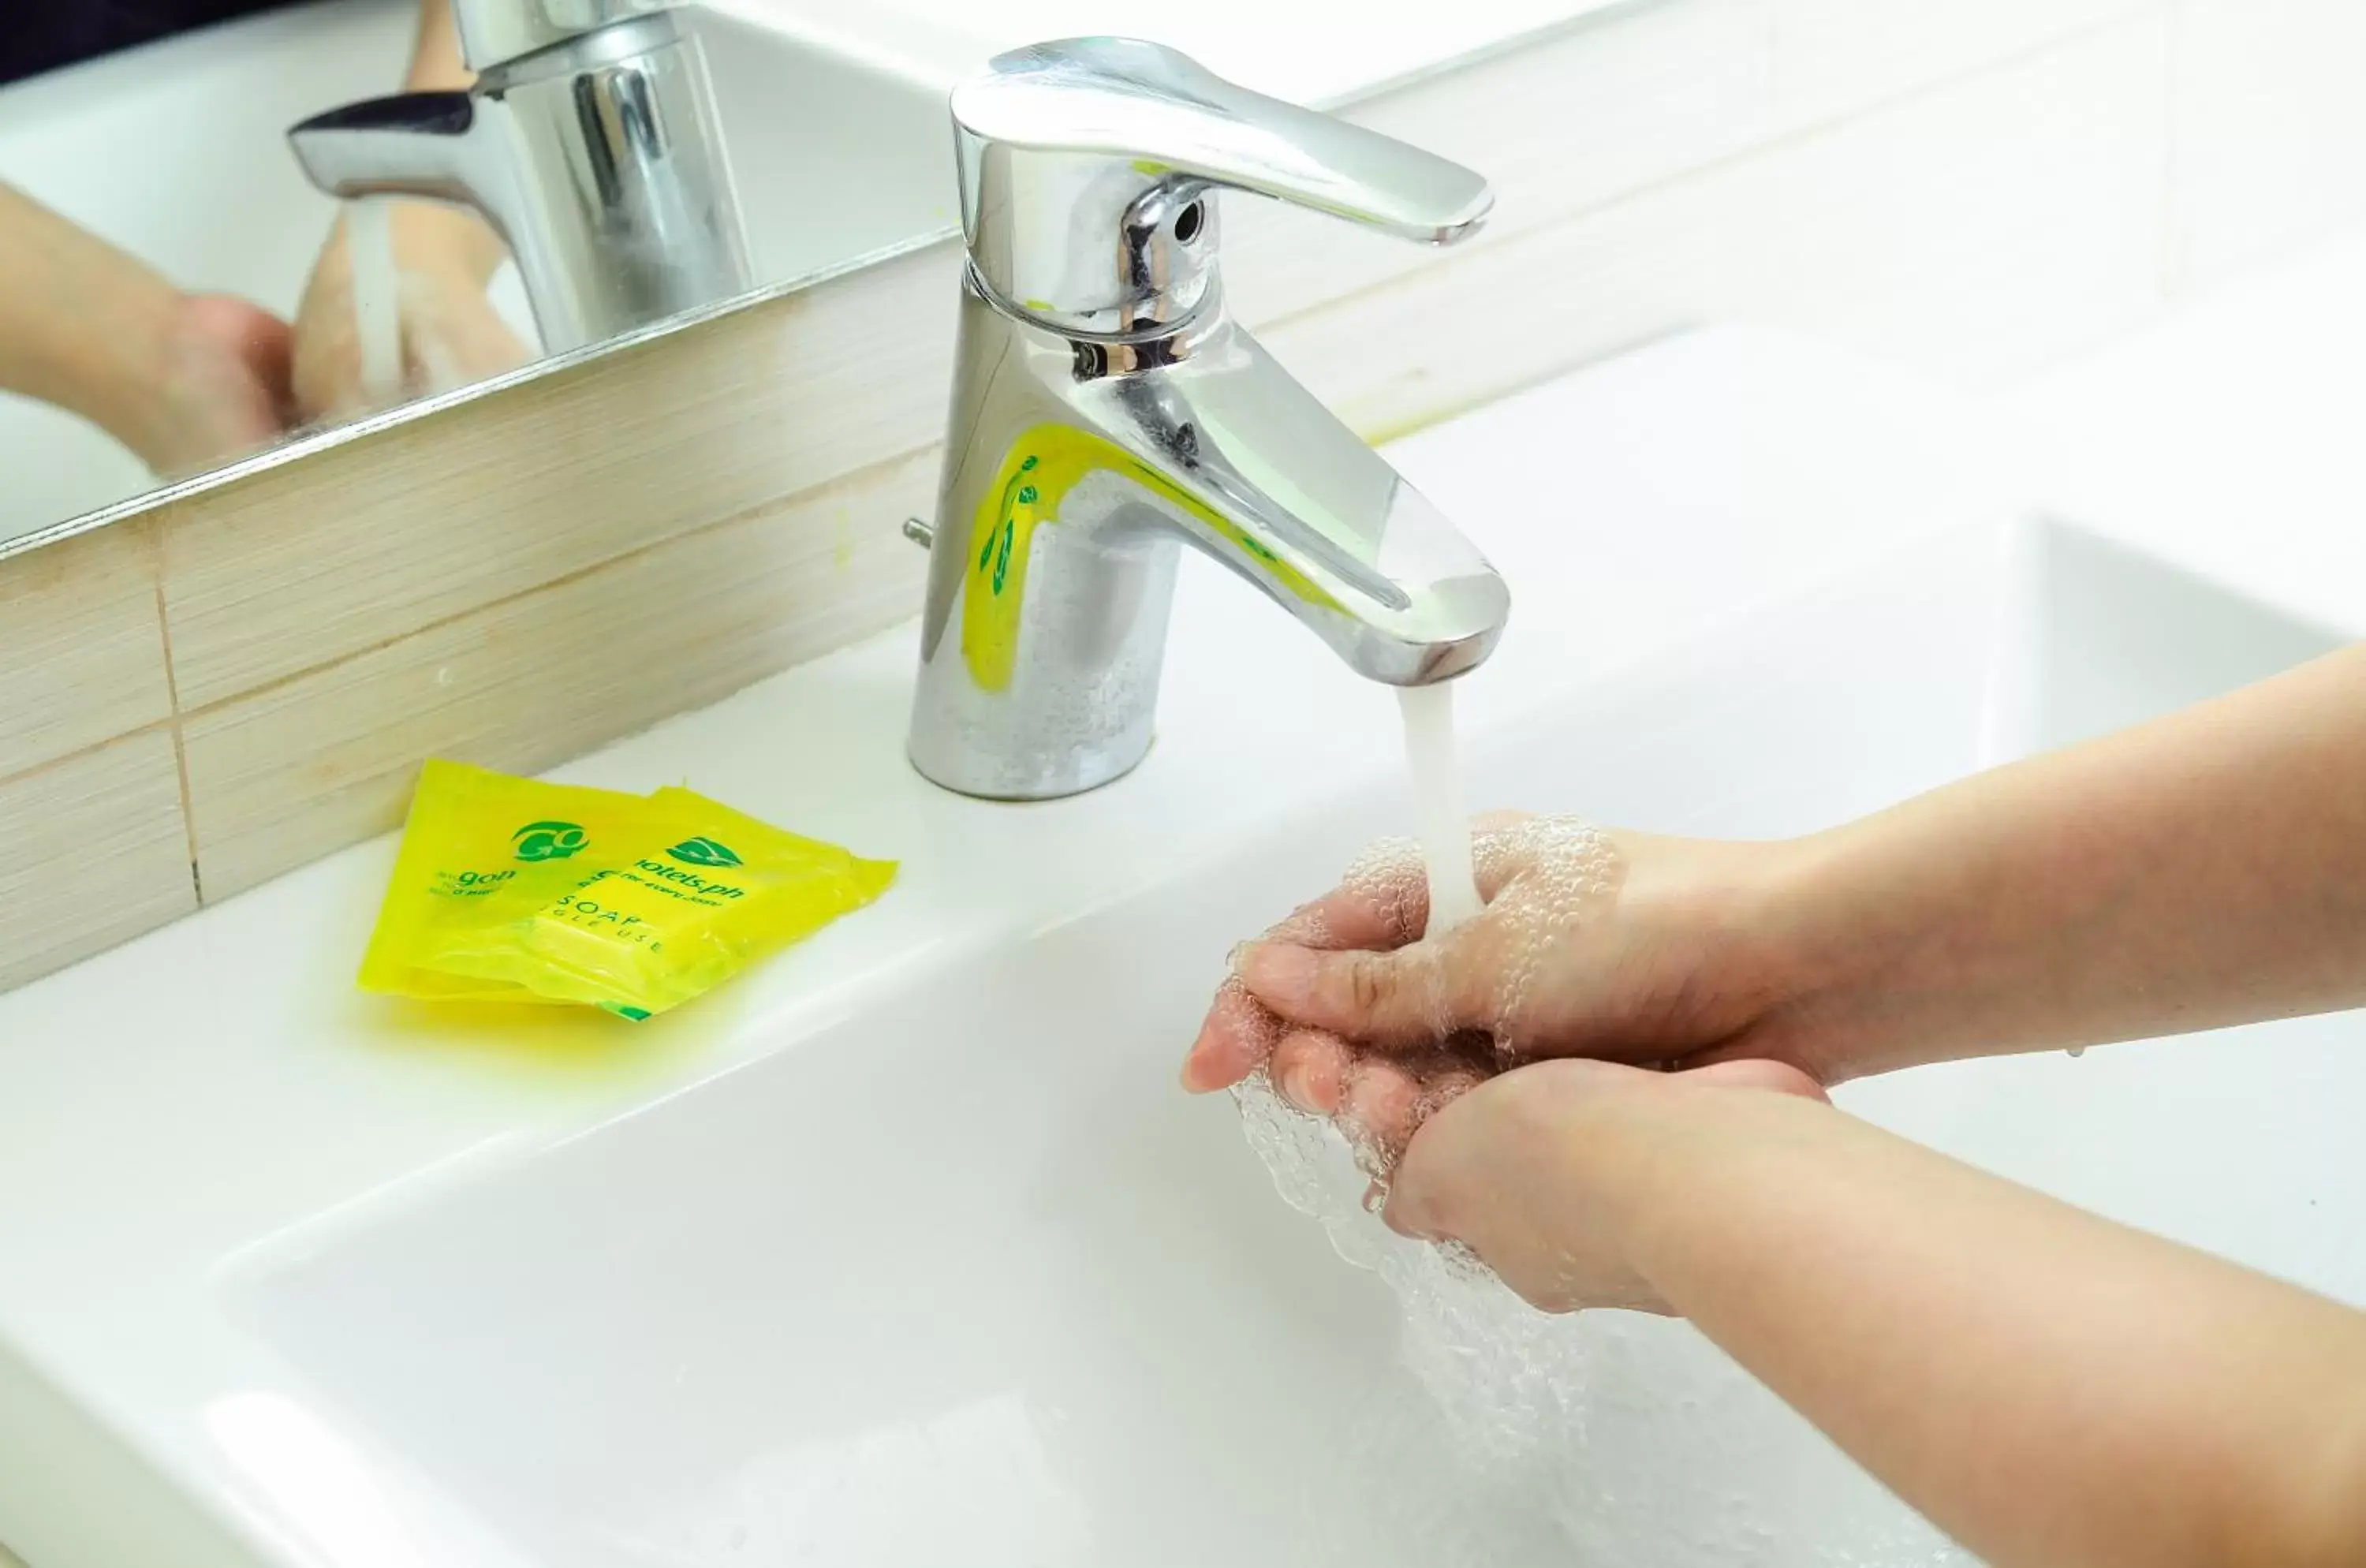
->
xmin=4 ymin=0 xmax=2354 ymax=992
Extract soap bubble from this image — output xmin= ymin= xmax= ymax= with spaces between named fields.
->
xmin=1323 ymin=816 xmax=1624 ymax=1057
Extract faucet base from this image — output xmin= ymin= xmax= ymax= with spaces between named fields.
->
xmin=905 ymin=732 xmax=1156 ymax=801
xmin=905 ymin=513 xmax=1177 ymax=801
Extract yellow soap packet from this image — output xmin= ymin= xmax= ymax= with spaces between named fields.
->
xmin=360 ymin=759 xmax=897 ymax=1019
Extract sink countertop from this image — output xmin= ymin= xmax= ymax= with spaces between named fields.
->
xmin=2001 ymin=224 xmax=2366 ymax=633
xmin=12 ymin=218 xmax=2366 ymax=1560
xmin=0 ymin=323 xmax=2031 ymax=1567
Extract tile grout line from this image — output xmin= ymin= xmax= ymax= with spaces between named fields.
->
xmin=151 ymin=553 xmax=206 ymax=908
xmin=172 ymin=439 xmax=946 ymax=725
xmin=0 ymin=719 xmax=182 ymax=793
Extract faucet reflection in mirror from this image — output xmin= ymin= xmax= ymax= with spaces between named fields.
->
xmin=906 ymin=38 xmax=1512 ymax=801
xmin=287 ymin=0 xmax=752 ymax=355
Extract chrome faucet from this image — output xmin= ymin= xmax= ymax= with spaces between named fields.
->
xmin=905 ymin=38 xmax=1511 ymax=800
xmin=285 ymin=2 xmax=752 ymax=354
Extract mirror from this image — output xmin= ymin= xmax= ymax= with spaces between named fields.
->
xmin=0 ymin=0 xmax=955 ymax=546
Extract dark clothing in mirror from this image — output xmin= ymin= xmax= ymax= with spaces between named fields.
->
xmin=2 ymin=1 xmax=304 ymax=88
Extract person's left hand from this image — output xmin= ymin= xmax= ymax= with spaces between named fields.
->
xmin=1381 ymin=1055 xmax=1827 ymax=1313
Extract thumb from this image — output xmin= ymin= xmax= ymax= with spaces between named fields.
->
xmin=1378 ymin=1071 xmax=1500 ymax=1241
xmin=1236 ymin=933 xmax=1495 ymax=1048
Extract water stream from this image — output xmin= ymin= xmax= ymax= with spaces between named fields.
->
xmin=346 ymin=197 xmax=404 ymax=407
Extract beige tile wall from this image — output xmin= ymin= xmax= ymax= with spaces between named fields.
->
xmin=0 ymin=732 xmax=195 ymax=992
xmin=0 ymin=517 xmax=173 ymax=769
xmin=181 ymin=445 xmax=942 ymax=899
xmin=3 ymin=0 xmax=2359 ymax=997
xmin=159 ymin=241 xmax=958 ymax=708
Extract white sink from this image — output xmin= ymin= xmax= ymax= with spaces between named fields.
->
xmin=211 ymin=515 xmax=2353 ymax=1567
xmin=0 ymin=0 xmax=951 ymax=544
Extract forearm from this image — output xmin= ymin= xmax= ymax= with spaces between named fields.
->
xmin=0 ymin=184 xmax=181 ymax=444
xmin=1607 ymin=1088 xmax=2366 ymax=1568
xmin=1761 ymin=643 xmax=2366 ymax=1077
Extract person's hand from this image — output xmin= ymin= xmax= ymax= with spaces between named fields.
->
xmin=141 ymin=292 xmax=297 ymax=475
xmin=1383 ymin=1055 xmax=1827 ymax=1312
xmin=290 ymin=203 xmax=529 ymax=424
xmin=1182 ymin=814 xmax=1827 ymax=1165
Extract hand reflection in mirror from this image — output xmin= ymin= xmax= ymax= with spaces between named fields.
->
xmin=0 ymin=180 xmax=293 ymax=477
xmin=0 ymin=0 xmax=526 ymax=480
xmin=290 ymin=195 xmax=528 ymax=427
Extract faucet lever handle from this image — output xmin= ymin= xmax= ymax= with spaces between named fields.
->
xmin=951 ymin=36 xmax=1493 ymax=330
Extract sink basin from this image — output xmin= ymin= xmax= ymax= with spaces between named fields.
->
xmin=219 ymin=515 xmax=2354 ymax=1566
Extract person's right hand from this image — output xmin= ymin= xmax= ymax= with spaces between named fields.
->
xmin=1383 ymin=1054 xmax=1828 ymax=1312
xmin=290 ymin=203 xmax=530 ymax=424
xmin=1183 ymin=814 xmax=1834 ymax=1165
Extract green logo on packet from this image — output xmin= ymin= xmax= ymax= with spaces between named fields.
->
xmin=666 ymin=836 xmax=742 ymax=869
xmin=512 ymin=820 xmax=588 ymax=862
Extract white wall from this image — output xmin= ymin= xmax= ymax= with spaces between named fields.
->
xmin=1752 ymin=0 xmax=2366 ymax=366
xmin=1204 ymin=0 xmax=2366 ymax=445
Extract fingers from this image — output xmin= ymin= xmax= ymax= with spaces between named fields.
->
xmin=1338 ymin=1058 xmax=1423 ymax=1172
xmin=1271 ymin=876 xmax=1427 ymax=953
xmin=1181 ymin=873 xmax=1430 ymax=1094
xmin=1263 ymin=1028 xmax=1488 ymax=1195
xmin=1180 ymin=977 xmax=1281 ymax=1093
xmin=1185 ymin=812 xmax=1532 ymax=1093
xmin=1271 ymin=1029 xmax=1353 ymax=1114
xmin=1384 ymin=1056 xmax=1827 ymax=1249
xmin=1229 ymin=815 xmax=1534 ymax=1046
xmin=1236 ymin=928 xmax=1499 ymax=1047
xmin=1319 ymin=812 xmax=1537 ymax=940
xmin=1379 ymin=1079 xmax=1483 ymax=1241
xmin=1340 ymin=1055 xmax=1486 ymax=1181
xmin=1468 ymin=808 xmax=1538 ymax=901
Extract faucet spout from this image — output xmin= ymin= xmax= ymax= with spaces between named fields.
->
xmin=285 ymin=9 xmax=751 ymax=355
xmin=1069 ymin=321 xmax=1508 ymax=688
xmin=288 ymin=91 xmax=508 ymax=223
